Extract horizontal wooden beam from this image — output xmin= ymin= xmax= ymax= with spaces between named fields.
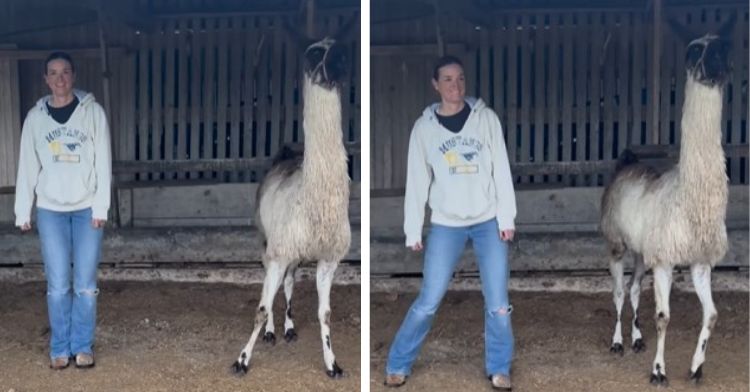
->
xmin=371 ymin=43 xmax=468 ymax=56
xmin=0 ymin=47 xmax=129 ymax=60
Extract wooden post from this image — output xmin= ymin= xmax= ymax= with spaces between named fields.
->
xmin=650 ymin=0 xmax=662 ymax=144
xmin=96 ymin=0 xmax=121 ymax=227
xmin=432 ymin=0 xmax=445 ymax=56
xmin=306 ymin=0 xmax=315 ymax=38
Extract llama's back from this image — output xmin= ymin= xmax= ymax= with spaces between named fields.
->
xmin=601 ymin=154 xmax=675 ymax=255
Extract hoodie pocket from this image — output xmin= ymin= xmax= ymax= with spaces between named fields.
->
xmin=433 ymin=177 xmax=493 ymax=220
xmin=39 ymin=167 xmax=94 ymax=206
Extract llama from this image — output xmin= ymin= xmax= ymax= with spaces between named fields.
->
xmin=600 ymin=16 xmax=735 ymax=385
xmin=230 ymin=35 xmax=351 ymax=378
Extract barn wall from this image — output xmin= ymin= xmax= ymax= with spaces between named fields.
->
xmin=0 ymin=2 xmax=361 ymax=192
xmin=371 ymin=3 xmax=749 ymax=190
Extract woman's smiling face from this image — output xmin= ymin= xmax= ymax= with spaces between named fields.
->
xmin=432 ymin=63 xmax=465 ymax=105
xmin=44 ymin=59 xmax=75 ymax=98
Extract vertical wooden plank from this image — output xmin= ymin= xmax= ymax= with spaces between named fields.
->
xmin=372 ymin=56 xmax=382 ymax=189
xmin=0 ymin=59 xmax=21 ymax=187
xmin=631 ymin=11 xmax=644 ymax=146
xmin=588 ymin=13 xmax=603 ymax=186
xmin=282 ymin=22 xmax=297 ymax=146
xmin=137 ymin=29 xmax=150 ymax=180
xmin=729 ymin=8 xmax=743 ymax=184
xmin=120 ymin=28 xmax=137 ymax=181
xmin=507 ymin=13 xmax=519 ymax=169
xmin=492 ymin=19 xmax=506 ymax=135
xmin=520 ymin=14 xmax=532 ymax=183
xmin=645 ymin=6 xmax=657 ymax=145
xmin=574 ymin=12 xmax=588 ymax=185
xmin=242 ymin=17 xmax=256 ymax=180
xmin=602 ymin=13 xmax=617 ymax=183
xmin=351 ymin=13 xmax=362 ymax=183
xmin=479 ymin=27 xmax=491 ymax=103
xmin=547 ymin=14 xmax=560 ymax=182
xmin=659 ymin=22 xmax=673 ymax=146
xmin=617 ymin=12 xmax=630 ymax=157
xmin=269 ymin=16 xmax=284 ymax=159
xmin=203 ymin=16 xmax=217 ymax=172
xmin=561 ymin=12 xmax=574 ymax=182
xmin=215 ymin=17 xmax=229 ymax=179
xmin=532 ymin=13 xmax=546 ymax=184
xmin=228 ymin=16 xmax=243 ymax=182
xmin=255 ymin=17 xmax=271 ymax=166
xmin=176 ymin=18 xmax=189 ymax=177
xmin=151 ymin=19 xmax=164 ymax=177
xmin=163 ymin=19 xmax=176 ymax=178
xmin=190 ymin=17 xmax=203 ymax=179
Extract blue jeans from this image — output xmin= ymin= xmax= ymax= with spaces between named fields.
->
xmin=36 ymin=207 xmax=103 ymax=359
xmin=386 ymin=219 xmax=513 ymax=377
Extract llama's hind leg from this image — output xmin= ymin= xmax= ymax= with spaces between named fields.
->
xmin=608 ymin=247 xmax=627 ymax=355
xmin=317 ymin=259 xmax=343 ymax=378
xmin=629 ymin=254 xmax=647 ymax=353
xmin=231 ymin=261 xmax=285 ymax=375
xmin=283 ymin=265 xmax=298 ymax=342
xmin=650 ymin=263 xmax=673 ymax=386
xmin=688 ymin=263 xmax=717 ymax=383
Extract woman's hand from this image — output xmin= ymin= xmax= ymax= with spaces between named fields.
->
xmin=500 ymin=229 xmax=515 ymax=242
xmin=410 ymin=242 xmax=424 ymax=252
xmin=20 ymin=222 xmax=32 ymax=232
xmin=92 ymin=219 xmax=106 ymax=229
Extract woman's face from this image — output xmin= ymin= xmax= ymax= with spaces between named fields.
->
xmin=44 ymin=59 xmax=75 ymax=98
xmin=432 ymin=63 xmax=465 ymax=105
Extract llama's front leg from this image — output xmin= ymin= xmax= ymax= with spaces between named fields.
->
xmin=609 ymin=254 xmax=626 ymax=355
xmin=317 ymin=260 xmax=343 ymax=378
xmin=231 ymin=262 xmax=285 ymax=375
xmin=629 ymin=254 xmax=647 ymax=352
xmin=283 ymin=265 xmax=298 ymax=342
xmin=688 ymin=263 xmax=718 ymax=383
xmin=650 ymin=264 xmax=673 ymax=386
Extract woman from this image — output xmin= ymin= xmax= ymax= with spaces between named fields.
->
xmin=14 ymin=52 xmax=111 ymax=370
xmin=384 ymin=56 xmax=516 ymax=390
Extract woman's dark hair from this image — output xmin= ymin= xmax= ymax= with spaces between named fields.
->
xmin=432 ymin=55 xmax=463 ymax=80
xmin=44 ymin=51 xmax=75 ymax=74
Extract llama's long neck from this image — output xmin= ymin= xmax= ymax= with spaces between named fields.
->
xmin=677 ymin=76 xmax=728 ymax=222
xmin=300 ymin=75 xmax=349 ymax=201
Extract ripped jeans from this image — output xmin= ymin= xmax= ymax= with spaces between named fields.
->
xmin=37 ymin=207 xmax=103 ymax=359
xmin=386 ymin=219 xmax=513 ymax=377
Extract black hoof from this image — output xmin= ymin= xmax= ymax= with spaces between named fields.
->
xmin=326 ymin=361 xmax=343 ymax=378
xmin=610 ymin=343 xmax=624 ymax=356
xmin=650 ymin=372 xmax=668 ymax=387
xmin=231 ymin=361 xmax=249 ymax=375
xmin=263 ymin=331 xmax=276 ymax=345
xmin=689 ymin=365 xmax=703 ymax=383
xmin=284 ymin=328 xmax=298 ymax=342
xmin=632 ymin=339 xmax=646 ymax=353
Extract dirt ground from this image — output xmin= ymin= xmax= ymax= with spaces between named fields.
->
xmin=371 ymin=290 xmax=749 ymax=392
xmin=0 ymin=281 xmax=360 ymax=392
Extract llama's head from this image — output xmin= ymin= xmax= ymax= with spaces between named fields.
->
xmin=670 ymin=13 xmax=737 ymax=87
xmin=304 ymin=37 xmax=347 ymax=89
xmin=684 ymin=35 xmax=732 ymax=87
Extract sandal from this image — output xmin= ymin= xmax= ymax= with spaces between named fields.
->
xmin=384 ymin=373 xmax=407 ymax=388
xmin=74 ymin=352 xmax=95 ymax=369
xmin=490 ymin=374 xmax=512 ymax=391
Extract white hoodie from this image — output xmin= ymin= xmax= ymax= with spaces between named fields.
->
xmin=14 ymin=90 xmax=112 ymax=226
xmin=403 ymin=97 xmax=516 ymax=246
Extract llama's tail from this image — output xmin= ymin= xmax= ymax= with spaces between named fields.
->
xmin=615 ymin=149 xmax=639 ymax=172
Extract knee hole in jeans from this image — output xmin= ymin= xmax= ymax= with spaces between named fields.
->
xmin=74 ymin=288 xmax=100 ymax=297
xmin=488 ymin=305 xmax=513 ymax=318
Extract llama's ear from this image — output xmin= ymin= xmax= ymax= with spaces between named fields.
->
xmin=667 ymin=17 xmax=695 ymax=44
xmin=332 ymin=11 xmax=360 ymax=43
xmin=717 ymin=11 xmax=737 ymax=38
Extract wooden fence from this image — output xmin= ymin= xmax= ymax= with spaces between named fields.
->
xmin=0 ymin=6 xmax=361 ymax=187
xmin=371 ymin=4 xmax=749 ymax=191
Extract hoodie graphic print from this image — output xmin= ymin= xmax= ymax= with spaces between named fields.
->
xmin=403 ymin=98 xmax=517 ymax=246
